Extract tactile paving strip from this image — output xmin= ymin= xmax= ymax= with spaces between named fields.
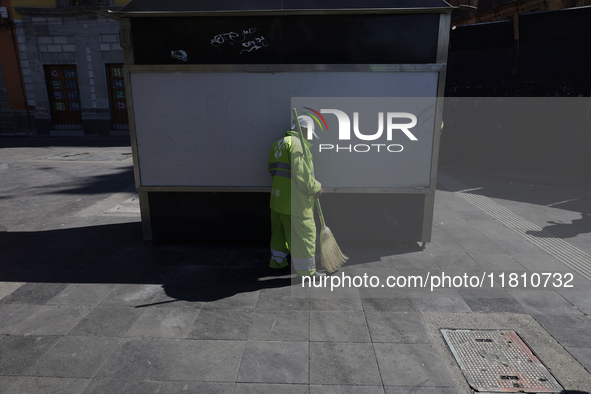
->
xmin=438 ymin=171 xmax=591 ymax=282
xmin=442 ymin=329 xmax=562 ymax=393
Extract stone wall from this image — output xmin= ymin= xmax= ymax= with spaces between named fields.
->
xmin=12 ymin=9 xmax=124 ymax=135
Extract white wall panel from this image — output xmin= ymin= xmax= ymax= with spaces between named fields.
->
xmin=130 ymin=71 xmax=438 ymax=188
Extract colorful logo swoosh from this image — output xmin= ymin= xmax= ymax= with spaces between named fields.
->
xmin=303 ymin=107 xmax=329 ymax=132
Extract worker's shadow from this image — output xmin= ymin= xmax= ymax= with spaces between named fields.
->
xmin=133 ymin=240 xmax=423 ymax=308
xmin=526 ymin=213 xmax=591 ymax=239
xmin=136 ymin=266 xmax=293 ymax=308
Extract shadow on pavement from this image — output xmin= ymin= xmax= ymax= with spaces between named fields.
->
xmin=0 ymin=223 xmax=297 ymax=305
xmin=437 ymin=179 xmax=591 ymax=217
xmin=0 ymin=223 xmax=425 ymax=305
xmin=437 ymin=169 xmax=591 ymax=242
xmin=139 ymin=274 xmax=293 ymax=308
xmin=41 ymin=167 xmax=136 ymax=196
xmin=526 ymin=213 xmax=591 ymax=239
xmin=339 ymin=242 xmax=423 ymax=267
xmin=0 ymin=136 xmax=131 ymax=149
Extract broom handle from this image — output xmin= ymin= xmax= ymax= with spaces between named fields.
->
xmin=315 ymin=198 xmax=326 ymax=228
xmin=292 ymin=108 xmax=326 ymax=229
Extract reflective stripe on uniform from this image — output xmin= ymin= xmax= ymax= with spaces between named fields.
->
xmin=270 ymin=169 xmax=291 ymax=178
xmin=292 ymin=256 xmax=315 ymax=271
xmin=271 ymin=249 xmax=288 ymax=263
xmin=271 ymin=249 xmax=288 ymax=258
xmin=269 ymin=162 xmax=292 ymax=171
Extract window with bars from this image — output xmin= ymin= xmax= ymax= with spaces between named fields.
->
xmin=106 ymin=64 xmax=129 ymax=131
xmin=44 ymin=65 xmax=83 ymax=130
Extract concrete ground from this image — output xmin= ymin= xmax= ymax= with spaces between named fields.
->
xmin=0 ymin=137 xmax=590 ymax=394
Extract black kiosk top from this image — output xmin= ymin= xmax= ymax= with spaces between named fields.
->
xmin=119 ymin=0 xmax=452 ymax=15
xmin=120 ymin=0 xmax=451 ymax=65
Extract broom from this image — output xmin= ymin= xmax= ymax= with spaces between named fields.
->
xmin=292 ymin=108 xmax=348 ymax=273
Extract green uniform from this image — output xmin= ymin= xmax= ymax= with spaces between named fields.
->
xmin=268 ymin=131 xmax=322 ymax=276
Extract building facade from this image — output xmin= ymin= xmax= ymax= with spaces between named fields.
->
xmin=448 ymin=0 xmax=591 ymax=26
xmin=0 ymin=0 xmax=130 ymax=135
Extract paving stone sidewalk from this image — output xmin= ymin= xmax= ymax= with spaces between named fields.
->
xmin=1 ymin=139 xmax=590 ymax=394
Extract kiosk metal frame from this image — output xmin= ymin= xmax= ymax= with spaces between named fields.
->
xmin=118 ymin=2 xmax=452 ymax=242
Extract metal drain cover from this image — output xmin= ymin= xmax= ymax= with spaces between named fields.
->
xmin=442 ymin=329 xmax=562 ymax=393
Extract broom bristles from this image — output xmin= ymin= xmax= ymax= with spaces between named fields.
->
xmin=319 ymin=226 xmax=348 ymax=273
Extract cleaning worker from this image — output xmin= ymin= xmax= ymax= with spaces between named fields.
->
xmin=268 ymin=116 xmax=325 ymax=278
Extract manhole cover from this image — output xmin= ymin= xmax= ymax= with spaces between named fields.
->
xmin=441 ymin=329 xmax=562 ymax=393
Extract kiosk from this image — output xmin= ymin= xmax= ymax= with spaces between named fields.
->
xmin=118 ymin=0 xmax=452 ymax=243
